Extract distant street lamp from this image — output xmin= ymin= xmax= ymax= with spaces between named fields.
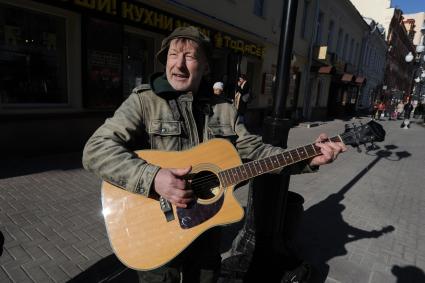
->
xmin=403 ymin=24 xmax=425 ymax=125
xmin=405 ymin=46 xmax=425 ymax=101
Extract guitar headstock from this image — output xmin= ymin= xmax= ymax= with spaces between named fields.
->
xmin=340 ymin=120 xmax=386 ymax=147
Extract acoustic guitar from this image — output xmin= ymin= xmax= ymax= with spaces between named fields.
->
xmin=101 ymin=120 xmax=385 ymax=270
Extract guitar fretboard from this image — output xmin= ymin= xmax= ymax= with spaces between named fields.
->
xmin=218 ymin=135 xmax=342 ymax=187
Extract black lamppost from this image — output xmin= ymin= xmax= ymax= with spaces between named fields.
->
xmin=222 ymin=0 xmax=303 ymax=282
xmin=244 ymin=0 xmax=302 ymax=280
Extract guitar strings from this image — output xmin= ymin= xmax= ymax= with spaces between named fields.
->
xmin=186 ymin=138 xmax=337 ymax=188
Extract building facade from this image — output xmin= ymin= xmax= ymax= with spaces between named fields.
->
xmin=349 ymin=0 xmax=395 ymax=38
xmin=295 ymin=0 xmax=369 ymax=120
xmin=384 ymin=9 xmax=416 ymax=100
xmin=0 ymin=0 xmax=273 ymax=155
xmin=357 ymin=18 xmax=387 ymax=109
xmin=404 ymin=12 xmax=425 ymax=46
xmin=404 ymin=12 xmax=425 ymax=101
xmin=350 ymin=0 xmax=416 ymax=101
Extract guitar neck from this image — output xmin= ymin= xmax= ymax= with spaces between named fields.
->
xmin=218 ymin=135 xmax=343 ymax=187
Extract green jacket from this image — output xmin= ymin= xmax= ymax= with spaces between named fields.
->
xmin=82 ymin=74 xmax=315 ymax=197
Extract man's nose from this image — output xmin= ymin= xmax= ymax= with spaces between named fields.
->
xmin=175 ymin=54 xmax=186 ymax=68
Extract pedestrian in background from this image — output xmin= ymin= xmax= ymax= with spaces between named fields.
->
xmin=372 ymin=101 xmax=379 ymax=120
xmin=213 ymin=81 xmax=233 ymax=103
xmin=375 ymin=101 xmax=385 ymax=120
xmin=401 ymin=98 xmax=414 ymax=129
xmin=234 ymin=74 xmax=250 ymax=123
xmin=389 ymin=102 xmax=397 ymax=120
xmin=404 ymin=98 xmax=413 ymax=119
xmin=396 ymin=101 xmax=404 ymax=119
xmin=212 ymin=82 xmax=224 ymax=97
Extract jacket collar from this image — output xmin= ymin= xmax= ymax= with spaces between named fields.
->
xmin=149 ymin=72 xmax=213 ymax=103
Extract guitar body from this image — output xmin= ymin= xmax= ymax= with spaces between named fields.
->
xmin=101 ymin=139 xmax=244 ymax=271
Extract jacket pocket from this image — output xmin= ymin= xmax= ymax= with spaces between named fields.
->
xmin=148 ymin=120 xmax=181 ymax=150
xmin=208 ymin=124 xmax=237 ymax=144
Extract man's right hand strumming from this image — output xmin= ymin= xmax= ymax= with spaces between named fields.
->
xmin=154 ymin=167 xmax=194 ymax=208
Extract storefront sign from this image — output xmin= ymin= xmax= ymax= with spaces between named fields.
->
xmin=36 ymin=0 xmax=265 ymax=58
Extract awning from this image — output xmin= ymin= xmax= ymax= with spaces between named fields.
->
xmin=318 ymin=66 xmax=335 ymax=74
xmin=355 ymin=76 xmax=366 ymax=85
xmin=341 ymin=73 xmax=354 ymax=82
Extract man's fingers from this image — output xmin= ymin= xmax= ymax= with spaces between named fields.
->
xmin=169 ymin=194 xmax=192 ymax=204
xmin=170 ymin=166 xmax=192 ymax=177
xmin=316 ymin=143 xmax=334 ymax=161
xmin=326 ymin=141 xmax=347 ymax=155
xmin=315 ymin=133 xmax=328 ymax=143
xmin=169 ymin=195 xmax=194 ymax=208
xmin=173 ymin=188 xmax=194 ymax=198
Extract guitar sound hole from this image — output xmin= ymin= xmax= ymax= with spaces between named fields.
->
xmin=190 ymin=171 xmax=220 ymax=200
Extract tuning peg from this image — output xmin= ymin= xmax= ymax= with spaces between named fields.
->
xmin=344 ymin=124 xmax=351 ymax=132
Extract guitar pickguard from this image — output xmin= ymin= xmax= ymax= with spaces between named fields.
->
xmin=177 ymin=195 xmax=224 ymax=229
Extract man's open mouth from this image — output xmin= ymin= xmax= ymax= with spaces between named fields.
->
xmin=173 ymin=73 xmax=189 ymax=79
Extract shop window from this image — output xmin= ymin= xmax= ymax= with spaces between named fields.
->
xmin=0 ymin=3 xmax=67 ymax=105
xmin=349 ymin=38 xmax=354 ymax=64
xmin=315 ymin=11 xmax=324 ymax=45
xmin=84 ymin=18 xmax=123 ymax=109
xmin=301 ymin=0 xmax=310 ymax=39
xmin=327 ymin=20 xmax=334 ymax=50
xmin=253 ymin=0 xmax=265 ymax=17
xmin=316 ymin=80 xmax=322 ymax=107
xmin=336 ymin=29 xmax=343 ymax=56
xmin=123 ymin=31 xmax=154 ymax=97
xmin=343 ymin=34 xmax=349 ymax=61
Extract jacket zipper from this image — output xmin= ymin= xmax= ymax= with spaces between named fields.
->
xmin=181 ymin=101 xmax=199 ymax=147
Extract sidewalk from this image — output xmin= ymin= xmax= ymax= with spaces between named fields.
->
xmin=1 ymin=118 xmax=425 ymax=282
xmin=289 ymin=118 xmax=425 ymax=283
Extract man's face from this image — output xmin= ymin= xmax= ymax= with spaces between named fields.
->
xmin=166 ymin=38 xmax=208 ymax=93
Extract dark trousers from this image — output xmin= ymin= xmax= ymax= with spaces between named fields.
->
xmin=138 ymin=228 xmax=222 ymax=283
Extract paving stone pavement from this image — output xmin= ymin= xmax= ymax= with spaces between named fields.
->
xmin=287 ymin=118 xmax=425 ymax=283
xmin=0 ymin=118 xmax=424 ymax=282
